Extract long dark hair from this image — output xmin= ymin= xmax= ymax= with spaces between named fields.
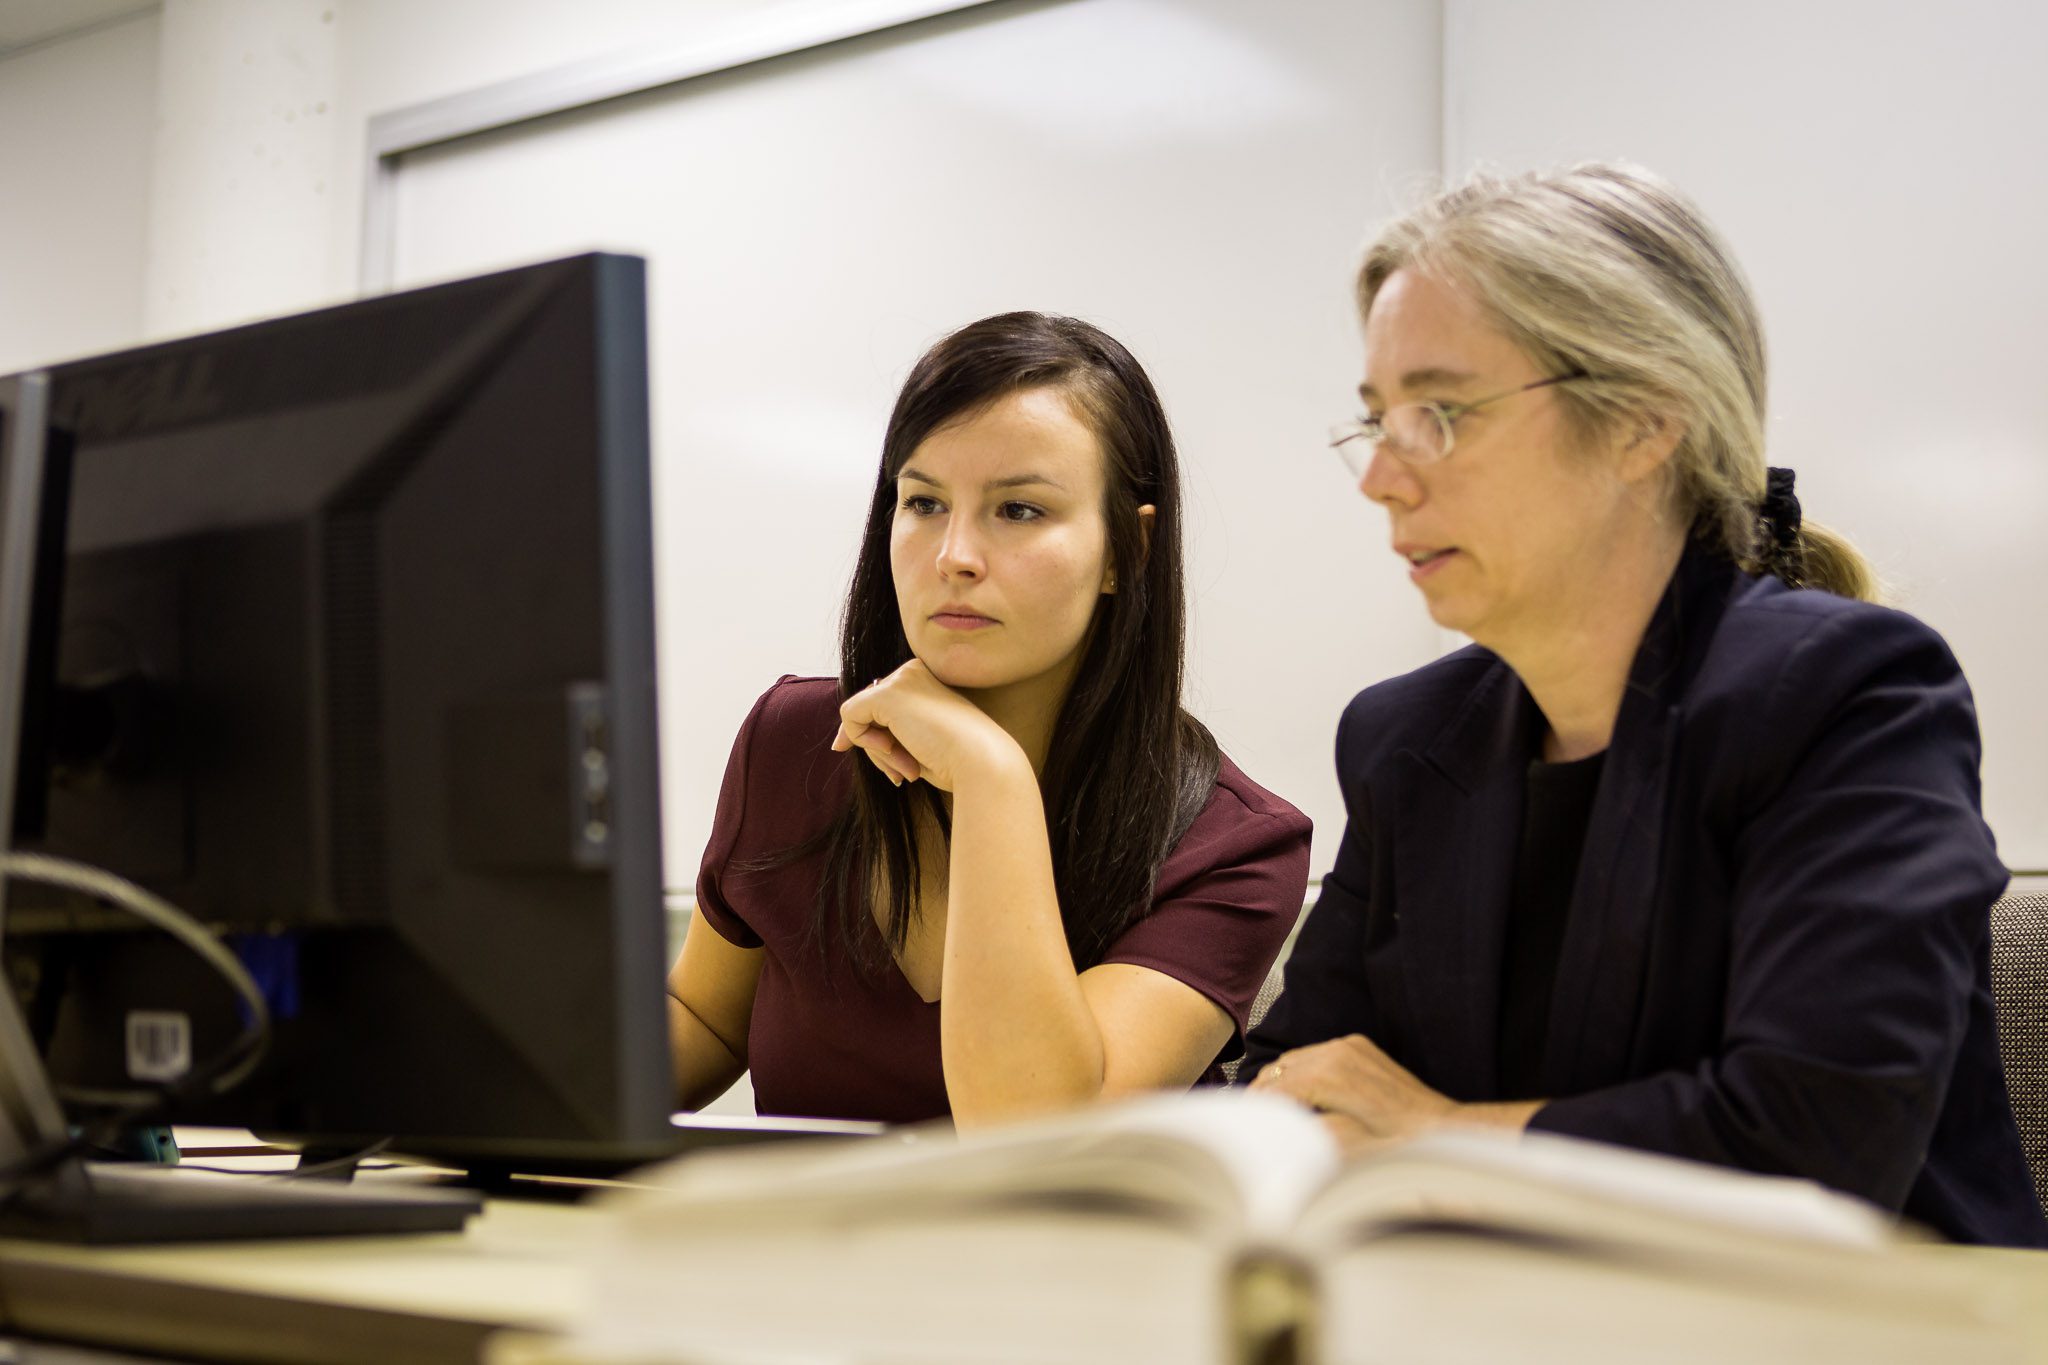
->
xmin=815 ymin=311 xmax=1219 ymax=974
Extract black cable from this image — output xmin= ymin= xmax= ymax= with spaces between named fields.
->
xmin=277 ymin=1138 xmax=397 ymax=1180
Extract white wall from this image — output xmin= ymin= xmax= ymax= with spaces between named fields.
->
xmin=324 ymin=0 xmax=832 ymax=302
xmin=3 ymin=0 xmax=819 ymax=342
xmin=6 ymin=0 xmax=2045 ymax=1126
xmin=1444 ymin=0 xmax=2048 ymax=868
xmin=142 ymin=0 xmax=338 ymax=340
xmin=0 ymin=9 xmax=158 ymax=372
xmin=7 ymin=0 xmax=2045 ymax=893
xmin=379 ymin=0 xmax=1445 ymax=894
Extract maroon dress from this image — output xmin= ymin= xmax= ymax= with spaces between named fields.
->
xmin=694 ymin=676 xmax=1312 ymax=1123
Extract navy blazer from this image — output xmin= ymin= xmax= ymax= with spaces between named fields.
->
xmin=1245 ymin=543 xmax=2047 ymax=1247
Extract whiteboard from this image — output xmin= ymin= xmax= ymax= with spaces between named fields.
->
xmin=387 ymin=0 xmax=1444 ymax=891
xmin=1443 ymin=0 xmax=2048 ymax=868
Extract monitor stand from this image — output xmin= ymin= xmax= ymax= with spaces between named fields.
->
xmin=0 ymin=1157 xmax=483 ymax=1244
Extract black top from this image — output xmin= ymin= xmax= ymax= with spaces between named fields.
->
xmin=1498 ymin=751 xmax=1606 ymax=1098
xmin=1244 ymin=542 xmax=2048 ymax=1248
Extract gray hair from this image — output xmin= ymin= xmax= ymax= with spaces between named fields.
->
xmin=1357 ymin=163 xmax=1875 ymax=601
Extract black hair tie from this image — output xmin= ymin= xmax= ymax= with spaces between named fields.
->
xmin=1758 ymin=466 xmax=1805 ymax=587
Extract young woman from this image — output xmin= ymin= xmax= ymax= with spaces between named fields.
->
xmin=1245 ymin=164 xmax=2048 ymax=1246
xmin=669 ymin=312 xmax=1310 ymax=1128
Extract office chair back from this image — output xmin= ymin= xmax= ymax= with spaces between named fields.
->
xmin=1217 ymin=960 xmax=1289 ymax=1086
xmin=1992 ymin=891 xmax=2048 ymax=1217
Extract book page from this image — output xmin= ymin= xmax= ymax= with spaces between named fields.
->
xmin=1296 ymin=1127 xmax=1899 ymax=1267
xmin=571 ymin=1093 xmax=1342 ymax=1365
xmin=1295 ymin=1132 xmax=2024 ymax=1361
xmin=585 ymin=1208 xmax=1225 ymax=1365
xmin=609 ymin=1090 xmax=1339 ymax=1239
xmin=1319 ymin=1231 xmax=2022 ymax=1365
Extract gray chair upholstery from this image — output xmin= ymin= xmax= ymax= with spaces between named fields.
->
xmin=1218 ymin=958 xmax=1288 ymax=1085
xmin=1991 ymin=891 xmax=2048 ymax=1217
xmin=1245 ymin=962 xmax=1287 ymax=1039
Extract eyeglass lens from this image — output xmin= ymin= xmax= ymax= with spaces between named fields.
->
xmin=1382 ymin=405 xmax=1450 ymax=460
xmin=1334 ymin=404 xmax=1451 ymax=477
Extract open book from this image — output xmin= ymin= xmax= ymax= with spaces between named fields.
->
xmin=526 ymin=1091 xmax=2025 ymax=1365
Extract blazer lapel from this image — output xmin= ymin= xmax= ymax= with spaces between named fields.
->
xmin=1541 ymin=545 xmax=1739 ymax=1094
xmin=1390 ymin=662 xmax=1540 ymax=1101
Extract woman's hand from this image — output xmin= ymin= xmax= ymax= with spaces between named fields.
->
xmin=1252 ymin=1034 xmax=1543 ymax=1154
xmin=1250 ymin=1033 xmax=1459 ymax=1154
xmin=831 ymin=659 xmax=1026 ymax=793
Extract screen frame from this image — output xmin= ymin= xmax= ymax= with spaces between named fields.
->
xmin=0 ymin=372 xmax=74 ymax=1159
xmin=2 ymin=257 xmax=676 ymax=1170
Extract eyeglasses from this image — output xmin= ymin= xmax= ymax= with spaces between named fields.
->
xmin=1328 ymin=372 xmax=1588 ymax=477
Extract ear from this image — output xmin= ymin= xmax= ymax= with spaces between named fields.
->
xmin=1617 ymin=411 xmax=1683 ymax=486
xmin=1104 ymin=505 xmax=1156 ymax=594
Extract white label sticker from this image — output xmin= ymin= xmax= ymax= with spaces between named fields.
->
xmin=126 ymin=1010 xmax=192 ymax=1083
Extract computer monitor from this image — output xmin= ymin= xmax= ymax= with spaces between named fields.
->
xmin=0 ymin=253 xmax=675 ymax=1176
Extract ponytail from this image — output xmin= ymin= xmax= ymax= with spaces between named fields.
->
xmin=1744 ymin=465 xmax=1880 ymax=603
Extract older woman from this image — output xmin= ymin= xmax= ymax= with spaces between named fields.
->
xmin=1244 ymin=164 xmax=2046 ymax=1247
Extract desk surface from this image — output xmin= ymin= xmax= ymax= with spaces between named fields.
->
xmin=0 ymin=1195 xmax=597 ymax=1365
xmin=2 ymin=1169 xmax=2047 ymax=1365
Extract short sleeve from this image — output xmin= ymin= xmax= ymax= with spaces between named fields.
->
xmin=693 ymin=683 xmax=784 ymax=949
xmin=1099 ymin=767 xmax=1312 ymax=1058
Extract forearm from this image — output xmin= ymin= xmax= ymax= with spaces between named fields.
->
xmin=939 ymin=749 xmax=1107 ymax=1127
xmin=1529 ymin=1055 xmax=1935 ymax=1207
xmin=667 ymin=992 xmax=747 ymax=1112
